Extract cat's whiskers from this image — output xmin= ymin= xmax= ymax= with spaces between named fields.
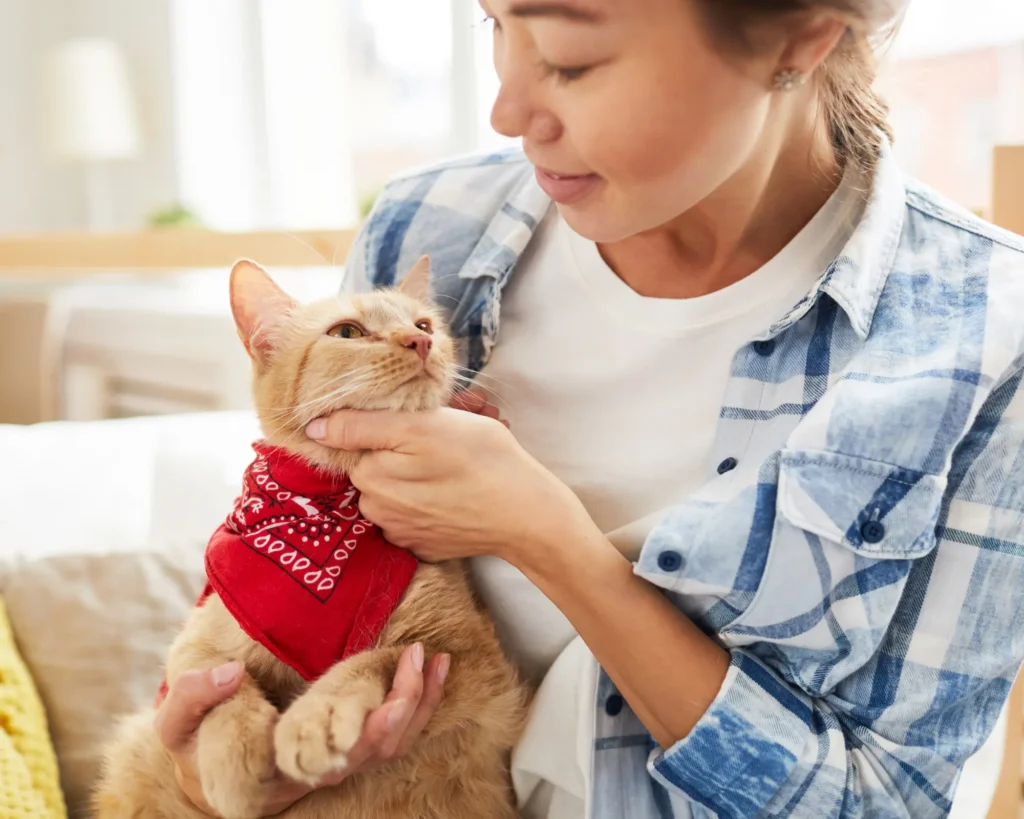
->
xmin=259 ymin=365 xmax=381 ymax=418
xmin=284 ymin=379 xmax=381 ymax=425
xmin=281 ymin=231 xmax=331 ymax=267
xmin=451 ymin=365 xmax=517 ymax=407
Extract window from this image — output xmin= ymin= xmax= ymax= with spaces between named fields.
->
xmin=171 ymin=0 xmax=487 ymax=231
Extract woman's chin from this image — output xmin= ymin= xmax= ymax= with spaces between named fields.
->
xmin=556 ymin=198 xmax=637 ymax=245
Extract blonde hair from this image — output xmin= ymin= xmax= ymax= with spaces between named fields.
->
xmin=696 ymin=0 xmax=903 ymax=169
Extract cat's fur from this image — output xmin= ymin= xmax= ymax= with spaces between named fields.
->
xmin=93 ymin=258 xmax=528 ymax=819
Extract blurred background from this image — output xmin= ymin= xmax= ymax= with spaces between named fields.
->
xmin=5 ymin=8 xmax=1024 ymax=819
xmin=1 ymin=0 xmax=1024 ymax=426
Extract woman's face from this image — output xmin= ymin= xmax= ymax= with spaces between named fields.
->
xmin=484 ymin=0 xmax=782 ymax=242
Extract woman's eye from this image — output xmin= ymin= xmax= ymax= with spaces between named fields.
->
xmin=415 ymin=320 xmax=433 ymax=334
xmin=327 ymin=322 xmax=365 ymax=339
xmin=548 ymin=64 xmax=592 ymax=84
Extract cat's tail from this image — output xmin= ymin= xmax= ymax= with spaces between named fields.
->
xmin=92 ymin=709 xmax=208 ymax=819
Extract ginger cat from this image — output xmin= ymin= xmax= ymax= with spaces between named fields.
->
xmin=93 ymin=258 xmax=527 ymax=819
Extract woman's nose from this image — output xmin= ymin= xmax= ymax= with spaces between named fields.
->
xmin=492 ymin=90 xmax=562 ymax=143
xmin=490 ymin=56 xmax=562 ymax=143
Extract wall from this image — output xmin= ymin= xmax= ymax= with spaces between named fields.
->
xmin=0 ymin=0 xmax=179 ymax=233
xmin=880 ymin=42 xmax=1024 ymax=213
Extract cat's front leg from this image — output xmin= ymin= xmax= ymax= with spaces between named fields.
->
xmin=274 ymin=646 xmax=403 ymax=784
xmin=195 ymin=674 xmax=279 ymax=819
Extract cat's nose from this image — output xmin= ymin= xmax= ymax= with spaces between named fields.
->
xmin=401 ymin=333 xmax=433 ymax=362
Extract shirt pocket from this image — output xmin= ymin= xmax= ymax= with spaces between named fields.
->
xmin=719 ymin=448 xmax=947 ymax=697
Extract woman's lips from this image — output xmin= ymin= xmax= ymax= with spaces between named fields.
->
xmin=534 ymin=167 xmax=602 ymax=204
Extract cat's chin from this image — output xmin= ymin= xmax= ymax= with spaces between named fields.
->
xmin=257 ymin=388 xmax=450 ymax=477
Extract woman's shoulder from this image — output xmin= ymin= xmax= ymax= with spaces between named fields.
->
xmin=347 ymin=149 xmax=548 ymax=292
xmin=884 ymin=179 xmax=1024 ymax=354
xmin=852 ymin=179 xmax=1024 ymax=418
xmin=902 ymin=177 xmax=1024 ymax=260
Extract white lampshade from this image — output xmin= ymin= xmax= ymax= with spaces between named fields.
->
xmin=44 ymin=38 xmax=141 ymax=162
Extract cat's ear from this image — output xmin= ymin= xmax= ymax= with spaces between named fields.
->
xmin=398 ymin=255 xmax=432 ymax=302
xmin=229 ymin=259 xmax=297 ymax=362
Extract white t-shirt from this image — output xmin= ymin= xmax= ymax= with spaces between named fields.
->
xmin=470 ymin=167 xmax=866 ymax=819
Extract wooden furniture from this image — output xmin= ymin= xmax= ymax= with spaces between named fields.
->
xmin=0 ymin=228 xmax=356 ymax=273
xmin=994 ymin=146 xmax=1024 ymax=237
xmin=0 ymin=297 xmax=62 ymax=423
xmin=0 ymin=229 xmax=356 ymax=423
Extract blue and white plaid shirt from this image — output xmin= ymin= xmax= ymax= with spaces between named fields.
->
xmin=344 ymin=145 xmax=1024 ymax=818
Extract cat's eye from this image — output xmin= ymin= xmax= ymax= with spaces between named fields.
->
xmin=415 ymin=319 xmax=433 ymax=334
xmin=327 ymin=322 xmax=365 ymax=339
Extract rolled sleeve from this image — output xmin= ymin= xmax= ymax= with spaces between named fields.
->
xmin=648 ymin=651 xmax=818 ymax=817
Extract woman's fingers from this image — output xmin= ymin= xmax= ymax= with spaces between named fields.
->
xmin=315 ymin=643 xmax=424 ymax=777
xmin=450 ymin=390 xmax=502 ymax=421
xmin=154 ymin=663 xmax=245 ymax=816
xmin=332 ymin=643 xmax=448 ymax=774
xmin=395 ymin=653 xmax=448 ymax=757
xmin=154 ymin=663 xmax=244 ymax=752
xmin=159 ymin=646 xmax=446 ymax=805
xmin=375 ymin=644 xmax=427 ymax=758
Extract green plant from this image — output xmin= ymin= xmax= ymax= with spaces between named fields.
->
xmin=147 ymin=203 xmax=206 ymax=229
xmin=358 ymin=189 xmax=381 ymax=221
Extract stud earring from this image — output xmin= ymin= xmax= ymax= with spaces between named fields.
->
xmin=773 ymin=69 xmax=804 ymax=92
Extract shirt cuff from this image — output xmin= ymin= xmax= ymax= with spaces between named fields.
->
xmin=647 ymin=650 xmax=815 ymax=816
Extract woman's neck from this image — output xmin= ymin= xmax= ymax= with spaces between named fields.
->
xmin=598 ymin=114 xmax=843 ymax=300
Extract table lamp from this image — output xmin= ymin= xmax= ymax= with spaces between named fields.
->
xmin=44 ymin=38 xmax=142 ymax=231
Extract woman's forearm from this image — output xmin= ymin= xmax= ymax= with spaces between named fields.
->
xmin=508 ymin=519 xmax=730 ymax=749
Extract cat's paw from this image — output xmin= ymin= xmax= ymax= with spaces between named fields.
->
xmin=196 ymin=699 xmax=278 ymax=819
xmin=274 ymin=682 xmax=384 ymax=785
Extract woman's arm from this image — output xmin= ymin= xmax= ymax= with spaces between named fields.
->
xmin=315 ymin=373 xmax=1024 ymax=816
xmin=311 ymin=407 xmax=729 ymax=747
xmin=510 ymin=513 xmax=730 ymax=748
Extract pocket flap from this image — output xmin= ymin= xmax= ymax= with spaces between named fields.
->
xmin=777 ymin=449 xmax=946 ymax=558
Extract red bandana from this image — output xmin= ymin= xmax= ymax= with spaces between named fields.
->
xmin=173 ymin=443 xmax=418 ymax=689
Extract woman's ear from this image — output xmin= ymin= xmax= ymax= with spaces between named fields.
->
xmin=776 ymin=13 xmax=850 ymax=82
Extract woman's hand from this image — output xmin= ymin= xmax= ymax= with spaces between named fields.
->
xmin=154 ymin=645 xmax=447 ymax=816
xmin=447 ymin=389 xmax=504 ymax=422
xmin=304 ymin=401 xmax=592 ymax=567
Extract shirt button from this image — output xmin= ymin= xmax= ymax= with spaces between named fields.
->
xmin=717 ymin=457 xmax=738 ymax=475
xmin=861 ymin=520 xmax=886 ymax=544
xmin=752 ymin=339 xmax=776 ymax=357
xmin=605 ymin=694 xmax=625 ymax=717
xmin=657 ymin=550 xmax=683 ymax=572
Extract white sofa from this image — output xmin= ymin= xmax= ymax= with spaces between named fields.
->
xmin=0 ymin=413 xmax=1008 ymax=818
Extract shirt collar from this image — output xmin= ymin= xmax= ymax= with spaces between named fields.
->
xmin=458 ymin=142 xmax=906 ymax=343
xmin=813 ymin=141 xmax=907 ymax=341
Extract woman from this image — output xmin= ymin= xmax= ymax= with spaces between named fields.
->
xmin=156 ymin=0 xmax=1024 ymax=816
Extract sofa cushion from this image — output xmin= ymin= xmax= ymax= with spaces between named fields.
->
xmin=0 ymin=412 xmax=257 ymax=816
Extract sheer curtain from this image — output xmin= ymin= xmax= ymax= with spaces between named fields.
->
xmin=169 ymin=0 xmax=508 ymax=232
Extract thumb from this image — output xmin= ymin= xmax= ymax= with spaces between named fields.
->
xmin=154 ymin=663 xmax=243 ymax=752
xmin=306 ymin=410 xmax=418 ymax=453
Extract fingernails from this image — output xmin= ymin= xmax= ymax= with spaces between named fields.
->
xmin=438 ymin=654 xmax=451 ymax=683
xmin=386 ymin=700 xmax=408 ymax=731
xmin=306 ymin=418 xmax=327 ymax=441
xmin=212 ymin=662 xmax=242 ymax=687
xmin=411 ymin=643 xmax=424 ymax=672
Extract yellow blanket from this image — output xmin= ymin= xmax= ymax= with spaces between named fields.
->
xmin=0 ymin=597 xmax=67 ymax=819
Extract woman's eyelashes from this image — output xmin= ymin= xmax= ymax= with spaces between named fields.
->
xmin=479 ymin=10 xmax=595 ymax=84
xmin=544 ymin=63 xmax=592 ymax=84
